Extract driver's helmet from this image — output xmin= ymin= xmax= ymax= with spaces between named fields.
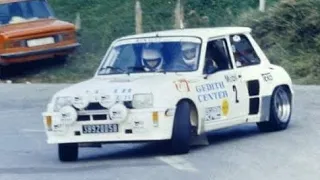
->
xmin=141 ymin=47 xmax=163 ymax=71
xmin=181 ymin=42 xmax=199 ymax=67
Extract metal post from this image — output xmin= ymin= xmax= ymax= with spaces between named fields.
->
xmin=259 ymin=0 xmax=266 ymax=12
xmin=135 ymin=0 xmax=143 ymax=34
xmin=174 ymin=0 xmax=184 ymax=29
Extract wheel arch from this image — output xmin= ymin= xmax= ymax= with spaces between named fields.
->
xmin=272 ymin=84 xmax=293 ymax=101
xmin=260 ymin=83 xmax=293 ymax=123
xmin=274 ymin=84 xmax=294 ymax=105
xmin=257 ymin=83 xmax=293 ymax=131
xmin=280 ymin=84 xmax=293 ymax=98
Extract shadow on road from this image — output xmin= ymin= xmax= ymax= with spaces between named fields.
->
xmin=1 ymin=58 xmax=65 ymax=80
xmin=78 ymin=124 xmax=263 ymax=162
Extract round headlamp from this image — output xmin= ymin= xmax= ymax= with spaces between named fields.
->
xmin=72 ymin=96 xmax=89 ymax=109
xmin=109 ymin=103 xmax=128 ymax=122
xmin=59 ymin=106 xmax=77 ymax=125
xmin=54 ymin=96 xmax=73 ymax=111
xmin=99 ymin=94 xmax=116 ymax=108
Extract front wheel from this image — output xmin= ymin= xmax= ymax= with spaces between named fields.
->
xmin=58 ymin=143 xmax=78 ymax=162
xmin=257 ymin=86 xmax=292 ymax=132
xmin=169 ymin=101 xmax=192 ymax=154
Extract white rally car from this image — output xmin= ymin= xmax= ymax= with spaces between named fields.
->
xmin=42 ymin=27 xmax=293 ymax=162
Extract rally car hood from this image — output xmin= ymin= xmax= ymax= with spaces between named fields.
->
xmin=54 ymin=73 xmax=196 ymax=98
xmin=0 ymin=18 xmax=75 ymax=38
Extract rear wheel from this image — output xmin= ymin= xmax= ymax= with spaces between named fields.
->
xmin=170 ymin=101 xmax=192 ymax=154
xmin=58 ymin=143 xmax=78 ymax=162
xmin=257 ymin=86 xmax=292 ymax=132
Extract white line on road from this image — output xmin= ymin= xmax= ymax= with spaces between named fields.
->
xmin=21 ymin=129 xmax=44 ymax=133
xmin=156 ymin=155 xmax=199 ymax=172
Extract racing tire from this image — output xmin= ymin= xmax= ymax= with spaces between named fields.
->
xmin=169 ymin=101 xmax=192 ymax=154
xmin=257 ymin=86 xmax=292 ymax=132
xmin=58 ymin=143 xmax=78 ymax=162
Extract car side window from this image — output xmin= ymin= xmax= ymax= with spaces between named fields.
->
xmin=230 ymin=34 xmax=260 ymax=67
xmin=204 ymin=38 xmax=233 ymax=74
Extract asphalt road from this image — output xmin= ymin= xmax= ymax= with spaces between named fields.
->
xmin=0 ymin=84 xmax=319 ymax=180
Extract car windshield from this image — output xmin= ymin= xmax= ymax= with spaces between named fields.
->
xmin=97 ymin=36 xmax=202 ymax=75
xmin=0 ymin=0 xmax=54 ymax=25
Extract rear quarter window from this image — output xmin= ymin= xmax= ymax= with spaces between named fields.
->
xmin=230 ymin=34 xmax=261 ymax=67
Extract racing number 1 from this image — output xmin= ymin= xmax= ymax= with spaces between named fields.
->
xmin=233 ymin=85 xmax=239 ymax=103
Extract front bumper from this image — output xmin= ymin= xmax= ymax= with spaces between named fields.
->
xmin=42 ymin=107 xmax=175 ymax=144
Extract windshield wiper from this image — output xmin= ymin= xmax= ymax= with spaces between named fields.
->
xmin=155 ymin=68 xmax=167 ymax=74
xmin=99 ymin=66 xmax=125 ymax=73
xmin=126 ymin=66 xmax=146 ymax=75
xmin=127 ymin=66 xmax=166 ymax=74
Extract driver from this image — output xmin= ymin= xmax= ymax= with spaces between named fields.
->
xmin=141 ymin=47 xmax=164 ymax=72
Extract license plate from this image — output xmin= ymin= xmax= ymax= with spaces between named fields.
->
xmin=27 ymin=37 xmax=55 ymax=47
xmin=82 ymin=124 xmax=119 ymax=134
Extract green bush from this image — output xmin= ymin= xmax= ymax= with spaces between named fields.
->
xmin=234 ymin=0 xmax=320 ymax=84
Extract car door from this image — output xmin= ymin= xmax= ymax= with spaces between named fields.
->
xmin=229 ymin=33 xmax=271 ymax=121
xmin=198 ymin=37 xmax=249 ymax=127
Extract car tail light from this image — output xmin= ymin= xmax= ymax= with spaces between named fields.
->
xmin=57 ymin=32 xmax=75 ymax=42
xmin=4 ymin=40 xmax=26 ymax=49
xmin=63 ymin=32 xmax=75 ymax=41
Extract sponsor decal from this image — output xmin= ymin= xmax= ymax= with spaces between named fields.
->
xmin=90 ymin=88 xmax=133 ymax=102
xmin=205 ymin=106 xmax=221 ymax=121
xmin=174 ymin=79 xmax=190 ymax=92
xmin=114 ymin=88 xmax=133 ymax=101
xmin=261 ymin=73 xmax=273 ymax=82
xmin=196 ymin=82 xmax=228 ymax=102
xmin=114 ymin=88 xmax=132 ymax=94
xmin=232 ymin=35 xmax=241 ymax=42
xmin=221 ymin=99 xmax=229 ymax=116
xmin=225 ymin=74 xmax=238 ymax=83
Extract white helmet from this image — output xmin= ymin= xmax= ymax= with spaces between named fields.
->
xmin=141 ymin=48 xmax=163 ymax=71
xmin=181 ymin=42 xmax=199 ymax=66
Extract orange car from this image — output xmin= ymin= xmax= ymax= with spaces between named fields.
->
xmin=0 ymin=0 xmax=80 ymax=66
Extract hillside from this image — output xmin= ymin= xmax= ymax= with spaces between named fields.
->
xmin=234 ymin=0 xmax=320 ymax=84
xmin=7 ymin=0 xmax=319 ymax=84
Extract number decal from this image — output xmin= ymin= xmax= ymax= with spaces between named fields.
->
xmin=96 ymin=125 xmax=100 ymax=133
xmin=262 ymin=73 xmax=273 ymax=82
xmin=83 ymin=124 xmax=119 ymax=134
xmin=233 ymin=85 xmax=239 ymax=103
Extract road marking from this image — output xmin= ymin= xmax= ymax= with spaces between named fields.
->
xmin=156 ymin=155 xmax=199 ymax=172
xmin=21 ymin=129 xmax=44 ymax=133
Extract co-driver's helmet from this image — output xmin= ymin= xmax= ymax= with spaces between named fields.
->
xmin=181 ymin=42 xmax=199 ymax=67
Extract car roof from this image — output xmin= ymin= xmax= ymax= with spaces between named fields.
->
xmin=117 ymin=26 xmax=252 ymax=41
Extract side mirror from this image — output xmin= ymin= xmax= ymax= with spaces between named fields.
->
xmin=203 ymin=73 xmax=209 ymax=80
